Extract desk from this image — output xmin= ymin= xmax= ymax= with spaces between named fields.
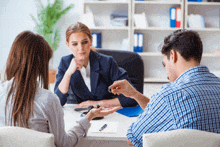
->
xmin=63 ymin=104 xmax=137 ymax=147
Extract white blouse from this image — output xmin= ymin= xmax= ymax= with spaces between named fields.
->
xmin=80 ymin=61 xmax=91 ymax=92
xmin=0 ymin=78 xmax=91 ymax=147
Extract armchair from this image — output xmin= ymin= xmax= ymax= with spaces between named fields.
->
xmin=98 ymin=49 xmax=144 ymax=94
xmin=143 ymin=129 xmax=220 ymax=147
xmin=0 ymin=126 xmax=54 ymax=147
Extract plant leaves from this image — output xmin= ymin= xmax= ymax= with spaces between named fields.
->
xmin=31 ymin=0 xmax=74 ymax=52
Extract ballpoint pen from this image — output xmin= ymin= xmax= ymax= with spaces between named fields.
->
xmin=99 ymin=124 xmax=107 ymax=132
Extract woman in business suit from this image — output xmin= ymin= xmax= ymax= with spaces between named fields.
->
xmin=54 ymin=22 xmax=137 ymax=108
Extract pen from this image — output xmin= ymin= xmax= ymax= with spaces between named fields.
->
xmin=99 ymin=124 xmax=107 ymax=131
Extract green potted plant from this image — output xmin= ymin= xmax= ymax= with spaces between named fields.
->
xmin=31 ymin=0 xmax=73 ymax=83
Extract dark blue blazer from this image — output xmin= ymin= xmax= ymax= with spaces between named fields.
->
xmin=54 ymin=50 xmax=137 ymax=107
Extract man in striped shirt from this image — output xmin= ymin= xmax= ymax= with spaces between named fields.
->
xmin=109 ymin=29 xmax=220 ymax=147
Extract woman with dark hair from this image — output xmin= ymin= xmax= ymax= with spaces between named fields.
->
xmin=54 ymin=22 xmax=137 ymax=108
xmin=0 ymin=31 xmax=120 ymax=147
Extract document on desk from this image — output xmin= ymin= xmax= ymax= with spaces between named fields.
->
xmin=89 ymin=121 xmax=118 ymax=133
xmin=116 ymin=105 xmax=143 ymax=117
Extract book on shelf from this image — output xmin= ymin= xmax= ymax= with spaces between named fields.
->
xmin=170 ymin=7 xmax=176 ymax=28
xmin=176 ymin=7 xmax=181 ymax=28
xmin=91 ymin=33 xmax=101 ymax=48
xmin=170 ymin=7 xmax=182 ymax=28
xmin=134 ymin=33 xmax=143 ymax=53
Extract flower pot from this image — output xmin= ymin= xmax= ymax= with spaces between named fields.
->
xmin=49 ymin=70 xmax=57 ymax=83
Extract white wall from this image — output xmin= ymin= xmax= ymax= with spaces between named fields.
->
xmin=0 ymin=0 xmax=83 ymax=71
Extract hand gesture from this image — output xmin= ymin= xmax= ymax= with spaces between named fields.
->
xmin=66 ymin=58 xmax=84 ymax=75
xmin=87 ymin=106 xmax=122 ymax=121
xmin=108 ymin=79 xmax=137 ymax=99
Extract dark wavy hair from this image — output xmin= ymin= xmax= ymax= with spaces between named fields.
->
xmin=5 ymin=31 xmax=53 ymax=128
xmin=160 ymin=29 xmax=203 ymax=63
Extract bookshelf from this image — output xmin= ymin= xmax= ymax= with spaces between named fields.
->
xmin=83 ymin=0 xmax=133 ymax=51
xmin=185 ymin=0 xmax=220 ymax=78
xmin=83 ymin=0 xmax=220 ymax=82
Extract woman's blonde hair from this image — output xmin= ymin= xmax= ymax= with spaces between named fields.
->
xmin=66 ymin=22 xmax=96 ymax=51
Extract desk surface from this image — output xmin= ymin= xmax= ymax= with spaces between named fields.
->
xmin=63 ymin=104 xmax=137 ymax=141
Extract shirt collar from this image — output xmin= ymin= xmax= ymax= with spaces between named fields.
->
xmin=174 ymin=65 xmax=209 ymax=84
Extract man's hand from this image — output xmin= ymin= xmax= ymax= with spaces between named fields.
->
xmin=108 ymin=79 xmax=138 ymax=99
xmin=86 ymin=106 xmax=122 ymax=121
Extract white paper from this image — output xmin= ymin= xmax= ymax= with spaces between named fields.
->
xmin=134 ymin=13 xmax=148 ymax=28
xmin=89 ymin=121 xmax=118 ymax=133
xmin=79 ymin=6 xmax=95 ymax=28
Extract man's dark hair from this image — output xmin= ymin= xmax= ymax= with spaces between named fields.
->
xmin=160 ymin=29 xmax=203 ymax=63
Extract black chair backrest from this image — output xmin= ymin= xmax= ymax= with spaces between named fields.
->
xmin=98 ymin=49 xmax=144 ymax=94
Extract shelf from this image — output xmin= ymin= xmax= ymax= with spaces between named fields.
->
xmin=144 ymin=77 xmax=169 ymax=83
xmin=135 ymin=1 xmax=182 ymax=5
xmin=138 ymin=52 xmax=163 ymax=56
xmin=139 ymin=52 xmax=220 ymax=57
xmin=84 ymin=0 xmax=220 ymax=83
xmin=84 ymin=1 xmax=129 ymax=4
xmin=185 ymin=28 xmax=220 ymax=32
xmin=89 ymin=27 xmax=129 ymax=30
xmin=187 ymin=2 xmax=220 ymax=6
xmin=133 ymin=27 xmax=182 ymax=31
xmin=203 ymin=53 xmax=220 ymax=57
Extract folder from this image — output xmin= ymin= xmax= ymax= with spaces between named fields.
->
xmin=91 ymin=33 xmax=101 ymax=48
xmin=170 ymin=7 xmax=176 ymax=28
xmin=116 ymin=105 xmax=144 ymax=117
xmin=138 ymin=33 xmax=143 ymax=52
xmin=134 ymin=33 xmax=138 ymax=52
xmin=176 ymin=7 xmax=181 ymax=28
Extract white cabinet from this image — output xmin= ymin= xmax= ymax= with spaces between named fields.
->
xmin=83 ymin=0 xmax=220 ymax=82
xmin=185 ymin=0 xmax=220 ymax=77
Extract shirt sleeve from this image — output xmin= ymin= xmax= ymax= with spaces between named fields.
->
xmin=46 ymin=93 xmax=91 ymax=147
xmin=126 ymin=92 xmax=174 ymax=147
xmin=54 ymin=58 xmax=69 ymax=106
xmin=109 ymin=57 xmax=138 ymax=107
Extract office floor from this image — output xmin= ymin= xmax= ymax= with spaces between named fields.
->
xmin=49 ymin=83 xmax=164 ymax=99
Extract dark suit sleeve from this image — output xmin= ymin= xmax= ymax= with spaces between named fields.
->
xmin=109 ymin=57 xmax=138 ymax=107
xmin=54 ymin=57 xmax=69 ymax=106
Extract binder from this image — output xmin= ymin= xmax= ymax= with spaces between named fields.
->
xmin=170 ymin=7 xmax=176 ymax=28
xmin=91 ymin=33 xmax=101 ymax=48
xmin=134 ymin=33 xmax=144 ymax=53
xmin=138 ymin=33 xmax=143 ymax=52
xmin=176 ymin=7 xmax=181 ymax=28
xmin=116 ymin=105 xmax=144 ymax=117
xmin=134 ymin=33 xmax=138 ymax=52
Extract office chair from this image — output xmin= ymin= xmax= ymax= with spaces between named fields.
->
xmin=98 ymin=49 xmax=144 ymax=94
xmin=0 ymin=126 xmax=54 ymax=147
xmin=143 ymin=129 xmax=220 ymax=147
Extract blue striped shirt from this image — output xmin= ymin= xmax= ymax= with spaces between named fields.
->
xmin=127 ymin=66 xmax=220 ymax=147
